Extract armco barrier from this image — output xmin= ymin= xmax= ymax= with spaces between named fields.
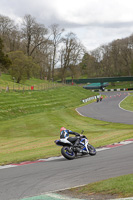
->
xmin=92 ymin=88 xmax=133 ymax=92
xmin=82 ymin=95 xmax=100 ymax=103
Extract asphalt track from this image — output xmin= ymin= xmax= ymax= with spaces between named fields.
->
xmin=0 ymin=91 xmax=133 ymax=200
xmin=77 ymin=91 xmax=133 ymax=125
xmin=0 ymin=143 xmax=133 ymax=200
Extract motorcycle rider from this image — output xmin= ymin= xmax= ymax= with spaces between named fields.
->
xmin=60 ymin=127 xmax=82 ymax=147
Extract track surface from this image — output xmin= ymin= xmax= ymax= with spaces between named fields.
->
xmin=0 ymin=91 xmax=133 ymax=200
xmin=0 ymin=143 xmax=133 ymax=200
xmin=77 ymin=91 xmax=133 ymax=124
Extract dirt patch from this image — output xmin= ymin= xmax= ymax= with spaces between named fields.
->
xmin=57 ymin=190 xmax=118 ymax=200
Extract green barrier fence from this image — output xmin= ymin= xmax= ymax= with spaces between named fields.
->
xmin=58 ymin=76 xmax=133 ymax=84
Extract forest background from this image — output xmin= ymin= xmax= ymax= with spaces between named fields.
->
xmin=1 ymin=14 xmax=133 ymax=83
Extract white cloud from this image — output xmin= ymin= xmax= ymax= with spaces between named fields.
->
xmin=1 ymin=0 xmax=133 ymax=50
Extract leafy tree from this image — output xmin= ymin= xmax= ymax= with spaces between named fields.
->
xmin=80 ymin=53 xmax=89 ymax=70
xmin=8 ymin=51 xmax=39 ymax=83
xmin=0 ymin=37 xmax=11 ymax=74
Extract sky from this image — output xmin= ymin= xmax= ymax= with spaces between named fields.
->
xmin=1 ymin=0 xmax=133 ymax=51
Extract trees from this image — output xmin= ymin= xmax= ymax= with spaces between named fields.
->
xmin=60 ymin=32 xmax=84 ymax=82
xmin=80 ymin=53 xmax=99 ymax=77
xmin=0 ymin=14 xmax=86 ymax=81
xmin=22 ymin=14 xmax=48 ymax=57
xmin=0 ymin=14 xmax=21 ymax=52
xmin=119 ymin=36 xmax=133 ymax=76
xmin=88 ymin=36 xmax=133 ymax=78
xmin=21 ymin=15 xmax=52 ymax=80
xmin=2 ymin=13 xmax=133 ymax=80
xmin=0 ymin=37 xmax=11 ymax=74
xmin=8 ymin=51 xmax=39 ymax=83
xmin=49 ymin=24 xmax=64 ymax=80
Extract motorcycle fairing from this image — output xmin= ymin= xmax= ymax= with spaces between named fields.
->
xmin=55 ymin=138 xmax=72 ymax=146
xmin=79 ymin=138 xmax=89 ymax=153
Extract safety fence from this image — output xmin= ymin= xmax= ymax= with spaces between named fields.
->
xmin=60 ymin=76 xmax=133 ymax=84
xmin=81 ymin=95 xmax=101 ymax=103
xmin=0 ymin=82 xmax=65 ymax=92
xmin=92 ymin=88 xmax=133 ymax=92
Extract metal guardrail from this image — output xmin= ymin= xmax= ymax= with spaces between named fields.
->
xmin=92 ymin=88 xmax=133 ymax=92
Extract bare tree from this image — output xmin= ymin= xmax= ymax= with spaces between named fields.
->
xmin=60 ymin=32 xmax=84 ymax=82
xmin=0 ymin=15 xmax=15 ymax=37
xmin=49 ymin=24 xmax=64 ymax=80
xmin=35 ymin=40 xmax=53 ymax=80
xmin=22 ymin=14 xmax=48 ymax=56
xmin=0 ymin=14 xmax=20 ymax=52
xmin=119 ymin=37 xmax=133 ymax=76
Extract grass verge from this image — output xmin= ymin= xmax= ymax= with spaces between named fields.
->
xmin=64 ymin=174 xmax=133 ymax=199
xmin=120 ymin=95 xmax=133 ymax=111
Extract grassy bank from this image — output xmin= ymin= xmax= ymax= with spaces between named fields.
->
xmin=0 ymin=85 xmax=133 ymax=165
xmin=0 ymin=73 xmax=62 ymax=91
xmin=0 ymin=86 xmax=95 ymax=165
xmin=65 ymin=174 xmax=133 ymax=199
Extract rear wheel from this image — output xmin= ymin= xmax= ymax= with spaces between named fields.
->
xmin=61 ymin=146 xmax=75 ymax=160
xmin=88 ymin=144 xmax=96 ymax=156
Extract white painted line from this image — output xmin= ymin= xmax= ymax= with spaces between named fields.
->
xmin=75 ymin=108 xmax=86 ymax=117
xmin=119 ymin=95 xmax=133 ymax=113
xmin=39 ymin=156 xmax=63 ymax=161
xmin=96 ymin=148 xmax=110 ymax=151
xmin=119 ymin=141 xmax=133 ymax=145
xmin=46 ymin=193 xmax=81 ymax=200
xmin=0 ymin=165 xmax=17 ymax=169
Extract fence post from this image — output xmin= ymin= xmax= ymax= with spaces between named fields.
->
xmin=6 ymin=86 xmax=9 ymax=92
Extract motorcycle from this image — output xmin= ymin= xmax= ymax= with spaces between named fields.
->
xmin=54 ymin=131 xmax=96 ymax=160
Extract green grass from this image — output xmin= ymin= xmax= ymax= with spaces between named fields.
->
xmin=69 ymin=174 xmax=133 ymax=198
xmin=0 ymin=75 xmax=133 ymax=198
xmin=0 ymin=73 xmax=46 ymax=86
xmin=0 ymin=86 xmax=96 ymax=121
xmin=0 ymin=86 xmax=98 ymax=164
xmin=0 ymin=74 xmax=133 ymax=165
xmin=107 ymin=81 xmax=133 ymax=89
xmin=0 ymin=73 xmax=62 ymax=90
xmin=120 ymin=95 xmax=133 ymax=111
xmin=0 ymin=85 xmax=133 ymax=165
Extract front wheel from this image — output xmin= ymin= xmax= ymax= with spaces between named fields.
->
xmin=88 ymin=144 xmax=96 ymax=156
xmin=61 ymin=146 xmax=75 ymax=160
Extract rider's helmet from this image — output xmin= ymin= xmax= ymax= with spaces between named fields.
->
xmin=60 ymin=127 xmax=66 ymax=132
xmin=60 ymin=127 xmax=69 ymax=139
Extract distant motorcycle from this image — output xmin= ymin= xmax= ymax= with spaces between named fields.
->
xmin=55 ymin=131 xmax=96 ymax=160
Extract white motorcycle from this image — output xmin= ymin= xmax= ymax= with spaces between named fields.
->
xmin=55 ymin=131 xmax=96 ymax=160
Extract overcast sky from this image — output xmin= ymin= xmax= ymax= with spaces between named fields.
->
xmin=1 ymin=0 xmax=133 ymax=51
